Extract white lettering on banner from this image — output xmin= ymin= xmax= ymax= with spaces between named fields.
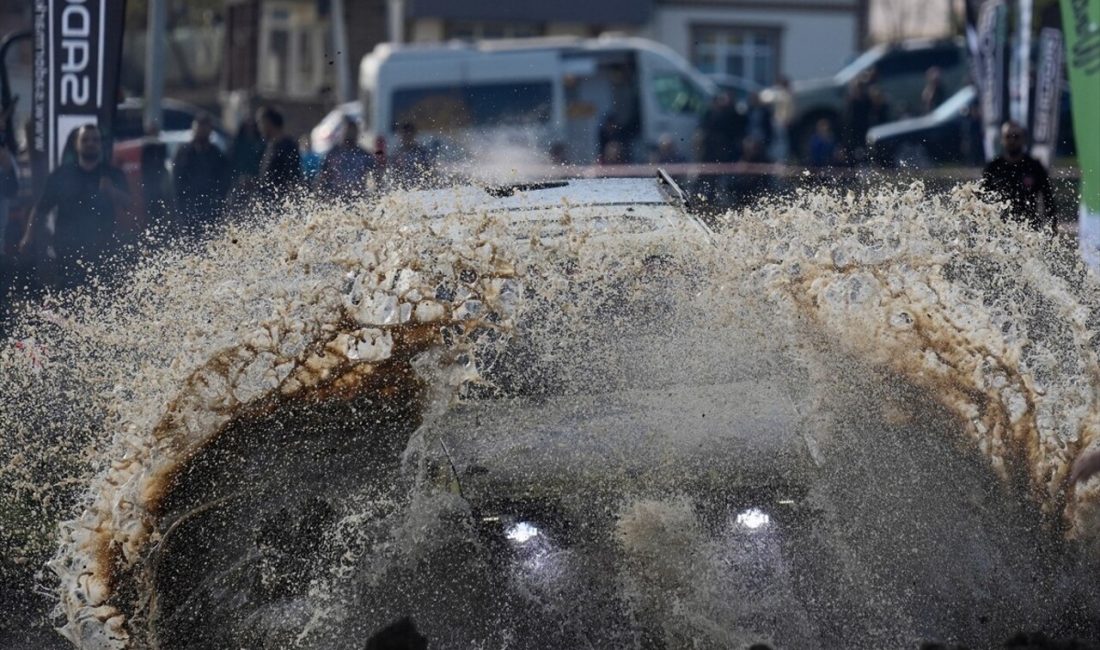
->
xmin=60 ymin=3 xmax=89 ymax=38
xmin=60 ymin=74 xmax=88 ymax=105
xmin=60 ymin=39 xmax=88 ymax=72
xmin=59 ymin=0 xmax=93 ymax=107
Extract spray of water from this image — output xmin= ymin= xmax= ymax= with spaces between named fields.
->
xmin=1 ymin=179 xmax=1099 ymax=648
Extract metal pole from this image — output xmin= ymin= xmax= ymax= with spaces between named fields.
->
xmin=388 ymin=0 xmax=405 ymax=44
xmin=144 ymin=0 xmax=167 ymax=131
xmin=330 ymin=0 xmax=352 ymax=103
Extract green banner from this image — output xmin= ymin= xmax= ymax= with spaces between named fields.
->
xmin=1061 ymin=0 xmax=1100 ymax=264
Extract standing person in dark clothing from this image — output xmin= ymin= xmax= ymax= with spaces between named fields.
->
xmin=921 ymin=66 xmax=946 ymax=115
xmin=981 ymin=121 xmax=1057 ymax=233
xmin=255 ymin=106 xmax=303 ymax=205
xmin=387 ymin=123 xmax=433 ymax=190
xmin=698 ymin=92 xmax=745 ymax=163
xmin=173 ymin=113 xmax=229 ymax=235
xmin=18 ymin=124 xmax=130 ymax=288
xmin=843 ymin=72 xmax=875 ymax=162
xmin=314 ymin=117 xmax=376 ymax=200
xmin=227 ymin=117 xmax=266 ymax=203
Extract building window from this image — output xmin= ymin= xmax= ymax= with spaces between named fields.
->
xmin=691 ymin=26 xmax=780 ymax=86
xmin=444 ymin=21 xmax=544 ymax=40
xmin=258 ymin=1 xmax=330 ymax=98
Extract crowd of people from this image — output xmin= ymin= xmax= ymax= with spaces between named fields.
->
xmin=0 ymin=62 xmax=1063 ymax=328
xmin=0 ymin=104 xmax=445 ymax=327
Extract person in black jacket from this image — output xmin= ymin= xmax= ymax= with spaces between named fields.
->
xmin=18 ymin=124 xmax=130 ymax=288
xmin=173 ymin=113 xmax=229 ymax=235
xmin=981 ymin=121 xmax=1057 ymax=234
xmin=255 ymin=106 xmax=302 ymax=206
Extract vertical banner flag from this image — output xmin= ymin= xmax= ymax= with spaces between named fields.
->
xmin=1012 ymin=0 xmax=1033 ymax=125
xmin=978 ymin=0 xmax=1009 ymax=161
xmin=1060 ymin=0 xmax=1100 ymax=267
xmin=1030 ymin=28 xmax=1064 ymax=168
xmin=32 ymin=0 xmax=127 ymax=175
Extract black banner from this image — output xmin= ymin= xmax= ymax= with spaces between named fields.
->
xmin=1030 ymin=27 xmax=1064 ymax=167
xmin=32 ymin=0 xmax=126 ymax=176
xmin=977 ymin=0 xmax=1008 ymax=161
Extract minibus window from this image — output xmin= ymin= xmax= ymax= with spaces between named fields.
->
xmin=392 ymin=81 xmax=553 ymax=131
xmin=652 ymin=73 xmax=707 ymax=114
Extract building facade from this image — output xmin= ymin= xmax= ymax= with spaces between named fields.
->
xmin=646 ymin=0 xmax=868 ymax=85
xmin=217 ymin=0 xmax=868 ymax=132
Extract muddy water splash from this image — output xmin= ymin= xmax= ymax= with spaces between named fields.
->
xmin=0 ymin=181 xmax=1099 ymax=648
xmin=720 ymin=182 xmax=1100 ymax=537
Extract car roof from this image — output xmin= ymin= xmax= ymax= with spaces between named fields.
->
xmin=394 ymin=177 xmax=674 ymax=218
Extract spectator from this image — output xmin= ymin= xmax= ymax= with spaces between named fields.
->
xmin=364 ymin=616 xmax=428 ymax=650
xmin=255 ymin=106 xmax=303 ymax=205
xmin=981 ymin=121 xmax=1057 ymax=233
xmin=770 ymin=76 xmax=796 ymax=163
xmin=227 ymin=116 xmax=266 ymax=203
xmin=600 ymin=140 xmax=626 ymax=165
xmin=387 ymin=123 xmax=433 ymax=189
xmin=745 ymin=92 xmax=773 ymax=149
xmin=548 ymin=142 xmax=568 ymax=166
xmin=172 ymin=112 xmax=229 ymax=235
xmin=315 ymin=117 xmax=377 ymax=200
xmin=843 ymin=72 xmax=875 ymax=161
xmin=0 ymin=120 xmax=18 ymax=257
xmin=299 ymin=135 xmax=322 ymax=185
xmin=808 ymin=118 xmax=838 ymax=167
xmin=650 ymin=133 xmax=686 ymax=165
xmin=921 ymin=66 xmax=946 ymax=115
xmin=18 ymin=124 xmax=130 ymax=288
xmin=698 ymin=92 xmax=746 ymax=163
xmin=598 ymin=114 xmax=630 ymax=163
xmin=140 ymin=122 xmax=171 ymax=231
xmin=869 ymin=86 xmax=892 ymax=128
xmin=730 ymin=135 xmax=773 ymax=208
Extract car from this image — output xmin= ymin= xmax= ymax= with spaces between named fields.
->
xmin=764 ymin=38 xmax=968 ymax=155
xmin=112 ymin=97 xmax=227 ymax=142
xmin=309 ymin=100 xmax=366 ymax=157
xmin=387 ymin=171 xmax=713 ymax=254
xmin=866 ymin=85 xmax=1076 ymax=168
xmin=386 ymin=171 xmax=714 ymax=395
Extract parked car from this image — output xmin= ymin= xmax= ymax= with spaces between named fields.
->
xmin=113 ymin=97 xmax=226 ymax=142
xmin=764 ymin=38 xmax=968 ymax=156
xmin=310 ymin=101 xmax=366 ymax=157
xmin=866 ymin=85 xmax=1076 ymax=168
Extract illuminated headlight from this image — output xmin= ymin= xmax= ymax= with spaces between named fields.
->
xmin=505 ymin=521 xmax=540 ymax=544
xmin=735 ymin=508 xmax=771 ymax=530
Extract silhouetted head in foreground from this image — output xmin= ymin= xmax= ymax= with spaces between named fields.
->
xmin=365 ymin=616 xmax=429 ymax=650
xmin=921 ymin=631 xmax=1100 ymax=650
